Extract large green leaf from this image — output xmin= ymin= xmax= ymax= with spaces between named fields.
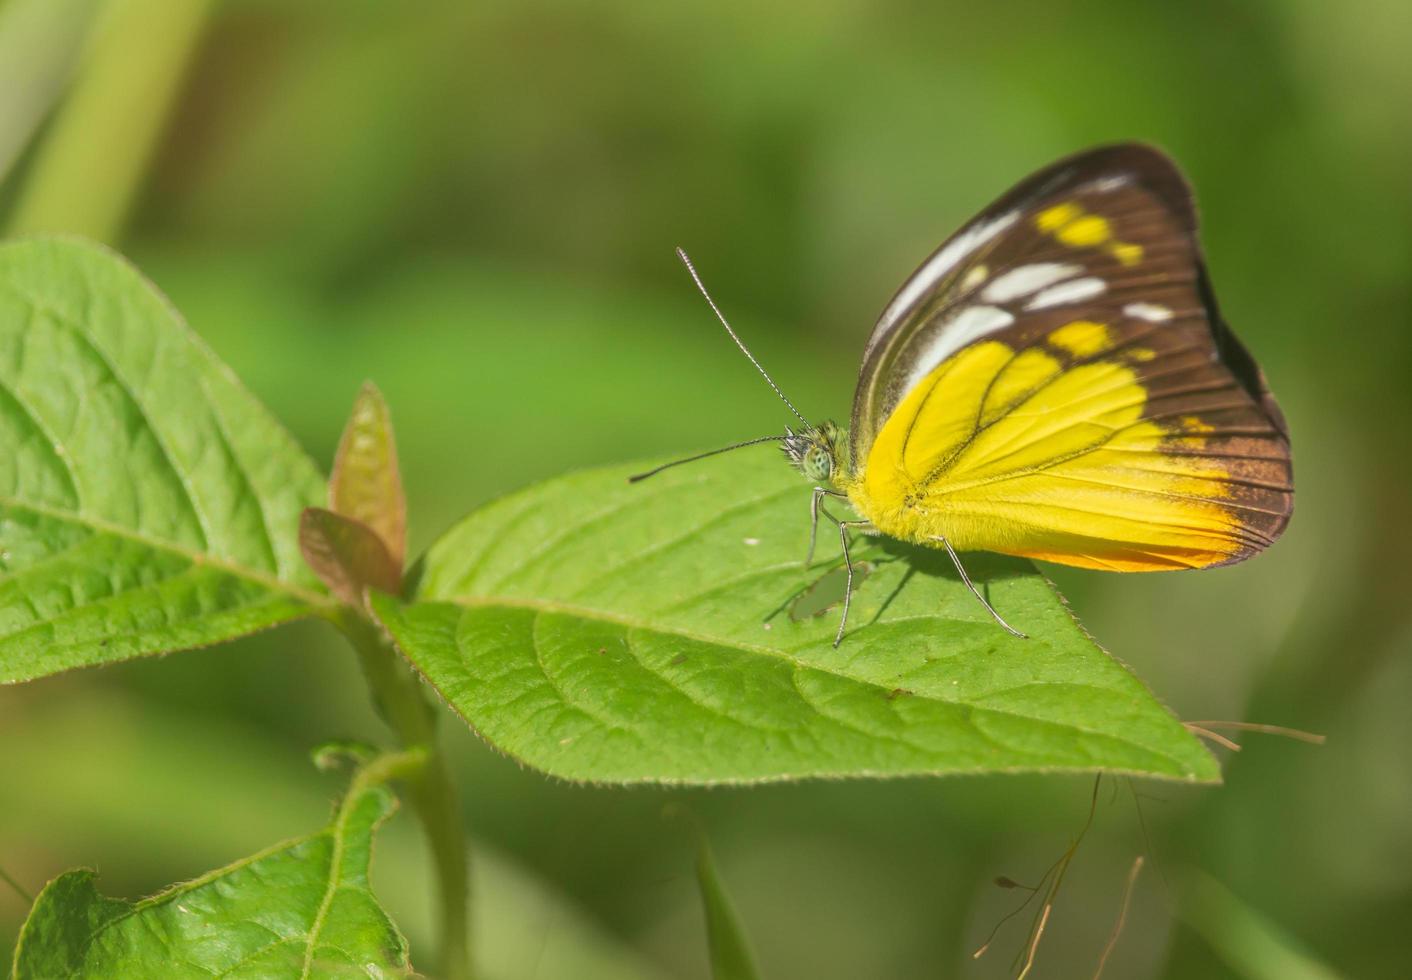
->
xmin=0 ymin=238 xmax=332 ymax=683
xmin=9 ymin=751 xmax=412 ymax=979
xmin=373 ymin=452 xmax=1218 ymax=784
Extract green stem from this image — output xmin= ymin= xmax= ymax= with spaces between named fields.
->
xmin=0 ymin=864 xmax=34 ymax=905
xmin=342 ymin=613 xmax=471 ymax=980
xmin=6 ymin=0 xmax=213 ymax=241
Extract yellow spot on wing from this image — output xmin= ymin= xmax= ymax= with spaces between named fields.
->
xmin=1110 ymin=242 xmax=1144 ymax=265
xmin=961 ymin=263 xmax=989 ymax=292
xmin=1171 ymin=414 xmax=1216 ymax=449
xmin=1057 ymin=215 xmax=1111 ymax=247
xmin=1036 ymin=202 xmax=1081 ymax=231
xmin=1048 ymin=320 xmax=1113 ymax=358
xmin=1034 ymin=201 xmax=1143 ymax=265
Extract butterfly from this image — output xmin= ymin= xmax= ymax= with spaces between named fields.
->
xmin=634 ymin=143 xmax=1293 ymax=647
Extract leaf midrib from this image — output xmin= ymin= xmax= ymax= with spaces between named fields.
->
xmin=300 ymin=795 xmax=357 ymax=978
xmin=1 ymin=495 xmax=332 ymax=610
xmin=403 ymin=592 xmax=1201 ymax=774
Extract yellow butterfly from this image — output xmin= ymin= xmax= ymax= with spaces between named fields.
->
xmin=636 ymin=144 xmax=1293 ymax=646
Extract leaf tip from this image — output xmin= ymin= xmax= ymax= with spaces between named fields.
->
xmin=331 ymin=382 xmax=407 ymax=571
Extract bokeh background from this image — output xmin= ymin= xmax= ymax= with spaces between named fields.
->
xmin=2 ymin=1 xmax=1409 ymax=977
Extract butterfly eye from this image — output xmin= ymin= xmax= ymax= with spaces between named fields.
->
xmin=804 ymin=447 xmax=832 ymax=481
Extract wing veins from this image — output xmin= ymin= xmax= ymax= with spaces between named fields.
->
xmin=919 ymin=328 xmax=1188 ymax=483
xmin=1019 ymin=470 xmax=1291 ymax=517
xmin=919 ymin=395 xmax=1273 ymax=499
xmin=937 ymin=378 xmax=1249 ymax=480
xmin=1100 ymin=443 xmax=1287 ymax=461
xmin=1102 ymin=463 xmax=1292 ymax=493
xmin=944 ymin=497 xmax=1273 ymax=548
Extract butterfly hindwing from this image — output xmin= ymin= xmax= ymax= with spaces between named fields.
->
xmin=845 ymin=144 xmax=1292 ymax=571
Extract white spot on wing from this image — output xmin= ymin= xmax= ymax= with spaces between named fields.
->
xmin=1124 ymin=302 xmax=1174 ymax=322
xmin=1086 ymin=174 xmax=1133 ymax=193
xmin=960 ymin=264 xmax=989 ymax=293
xmin=903 ymin=305 xmax=1014 ymax=394
xmin=981 ymin=262 xmax=1082 ymax=303
xmin=867 ymin=210 xmax=1020 ymax=359
xmin=1024 ymin=277 xmax=1106 ymax=310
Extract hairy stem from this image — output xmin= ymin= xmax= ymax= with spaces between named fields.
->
xmin=343 ymin=613 xmax=471 ymax=980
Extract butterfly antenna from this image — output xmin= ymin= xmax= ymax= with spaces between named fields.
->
xmin=628 ymin=434 xmax=782 ymax=483
xmin=675 ymin=247 xmax=809 ymax=426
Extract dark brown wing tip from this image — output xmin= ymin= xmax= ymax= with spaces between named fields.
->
xmin=987 ymin=141 xmax=1197 ymax=234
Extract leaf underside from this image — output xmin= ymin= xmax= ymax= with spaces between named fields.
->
xmin=373 ymin=451 xmax=1218 ymax=785
xmin=0 ymin=237 xmax=330 ymax=683
xmin=9 ymin=766 xmax=411 ymax=979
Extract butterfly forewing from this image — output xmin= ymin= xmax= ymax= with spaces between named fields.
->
xmin=845 ymin=144 xmax=1292 ymax=571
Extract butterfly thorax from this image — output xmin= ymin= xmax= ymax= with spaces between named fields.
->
xmin=781 ymin=421 xmax=851 ymax=488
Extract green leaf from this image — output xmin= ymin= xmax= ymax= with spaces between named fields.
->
xmin=692 ymin=831 xmax=763 ymax=980
xmin=0 ymin=690 xmax=676 ymax=980
xmin=372 ymin=451 xmax=1219 ymax=784
xmin=9 ymin=752 xmax=415 ymax=979
xmin=331 ymin=382 xmax=406 ymax=571
xmin=0 ymin=237 xmax=332 ymax=683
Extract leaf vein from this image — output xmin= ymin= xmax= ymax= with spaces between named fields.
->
xmin=196 ymin=372 xmax=282 ymax=577
xmin=18 ymin=291 xmax=216 ymax=552
xmin=0 ymin=497 xmax=331 ymax=608
xmin=0 ymin=370 xmax=82 ymax=507
xmin=440 ymin=596 xmax=1196 ymax=771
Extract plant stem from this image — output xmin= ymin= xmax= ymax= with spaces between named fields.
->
xmin=343 ymin=614 xmax=471 ymax=980
xmin=0 ymin=864 xmax=34 ymax=905
xmin=6 ymin=0 xmax=213 ymax=241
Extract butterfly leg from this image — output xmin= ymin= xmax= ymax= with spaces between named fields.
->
xmin=933 ymin=535 xmax=1027 ymax=639
xmin=806 ymin=486 xmax=849 ymax=567
xmin=832 ymin=519 xmax=873 ymax=648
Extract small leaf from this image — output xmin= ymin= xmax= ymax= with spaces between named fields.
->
xmin=0 ymin=238 xmax=333 ymax=683
xmin=371 ymin=452 xmax=1219 ymax=784
xmin=9 ymin=754 xmax=414 ymax=979
xmin=310 ymin=738 xmax=380 ymax=771
xmin=300 ymin=507 xmax=401 ymax=607
xmin=694 ymin=832 xmax=763 ymax=980
xmin=331 ymin=382 xmax=406 ymax=570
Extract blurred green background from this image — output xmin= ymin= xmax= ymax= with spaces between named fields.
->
xmin=1 ymin=1 xmax=1408 ymax=977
